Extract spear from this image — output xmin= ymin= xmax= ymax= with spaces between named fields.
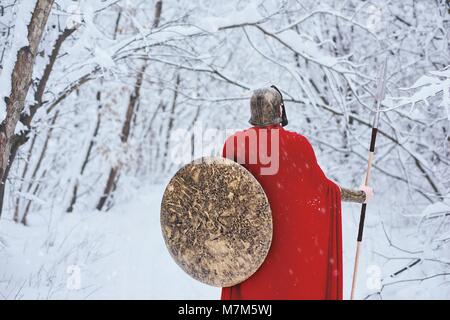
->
xmin=350 ymin=56 xmax=388 ymax=300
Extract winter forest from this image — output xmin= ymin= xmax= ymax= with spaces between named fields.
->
xmin=0 ymin=0 xmax=449 ymax=299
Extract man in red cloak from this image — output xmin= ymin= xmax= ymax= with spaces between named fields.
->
xmin=221 ymin=86 xmax=373 ymax=300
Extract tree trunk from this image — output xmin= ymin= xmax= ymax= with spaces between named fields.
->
xmin=19 ymin=111 xmax=59 ymax=224
xmin=14 ymin=133 xmax=37 ymax=222
xmin=162 ymin=73 xmax=180 ymax=172
xmin=96 ymin=1 xmax=162 ymax=211
xmin=96 ymin=64 xmax=147 ymax=211
xmin=7 ymin=27 xmax=75 ymax=220
xmin=21 ymin=169 xmax=47 ymax=226
xmin=67 ymin=92 xmax=102 ymax=212
xmin=0 ymin=135 xmax=25 ymax=218
xmin=96 ymin=166 xmax=119 ymax=211
xmin=0 ymin=0 xmax=54 ymax=218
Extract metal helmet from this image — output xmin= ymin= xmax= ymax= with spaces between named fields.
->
xmin=249 ymin=85 xmax=288 ymax=127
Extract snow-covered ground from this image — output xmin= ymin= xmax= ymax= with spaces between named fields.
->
xmin=0 ymin=182 xmax=448 ymax=299
xmin=0 ymin=184 xmax=219 ymax=299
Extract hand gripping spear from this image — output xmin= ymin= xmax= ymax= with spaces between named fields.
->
xmin=350 ymin=56 xmax=388 ymax=300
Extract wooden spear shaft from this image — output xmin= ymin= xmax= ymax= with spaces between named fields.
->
xmin=350 ymin=57 xmax=388 ymax=300
xmin=350 ymin=128 xmax=377 ymax=300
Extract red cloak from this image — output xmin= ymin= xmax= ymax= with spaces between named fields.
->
xmin=221 ymin=125 xmax=342 ymax=300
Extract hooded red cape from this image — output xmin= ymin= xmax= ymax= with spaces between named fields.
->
xmin=221 ymin=125 xmax=342 ymax=300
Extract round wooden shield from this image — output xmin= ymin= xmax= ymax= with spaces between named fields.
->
xmin=160 ymin=157 xmax=272 ymax=287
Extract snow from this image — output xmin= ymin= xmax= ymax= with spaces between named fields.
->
xmin=0 ymin=184 xmax=220 ymax=299
xmin=197 ymin=2 xmax=262 ymax=32
xmin=394 ymin=67 xmax=450 ymax=110
xmin=1 ymin=181 xmax=445 ymax=299
xmin=277 ymin=30 xmax=340 ymax=68
xmin=93 ymin=47 xmax=115 ymax=69
xmin=421 ymin=200 xmax=450 ymax=217
xmin=14 ymin=120 xmax=27 ymax=135
xmin=0 ymin=0 xmax=37 ymax=122
xmin=15 ymin=192 xmax=46 ymax=206
xmin=0 ymin=0 xmax=449 ymax=301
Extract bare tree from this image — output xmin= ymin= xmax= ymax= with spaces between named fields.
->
xmin=96 ymin=0 xmax=163 ymax=211
xmin=0 ymin=0 xmax=54 ymax=218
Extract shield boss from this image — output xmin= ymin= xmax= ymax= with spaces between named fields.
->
xmin=160 ymin=157 xmax=272 ymax=287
